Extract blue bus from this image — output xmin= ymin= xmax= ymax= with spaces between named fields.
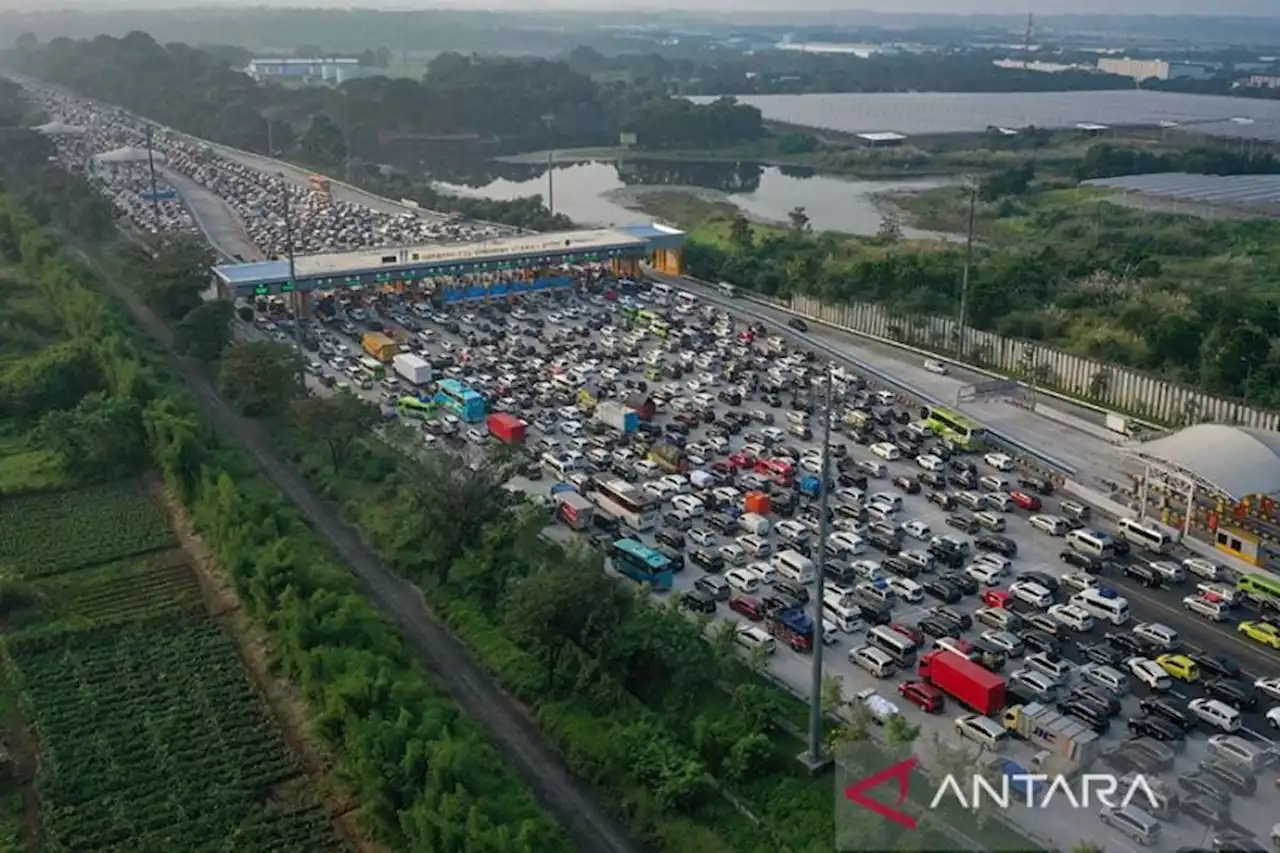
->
xmin=435 ymin=378 xmax=486 ymax=423
xmin=609 ymin=539 xmax=673 ymax=591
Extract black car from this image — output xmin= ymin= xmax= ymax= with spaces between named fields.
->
xmin=882 ymin=557 xmax=918 ymax=578
xmin=681 ymin=589 xmax=717 ymax=614
xmin=689 ymin=549 xmax=725 ymax=573
xmin=922 ymin=579 xmax=962 ymax=604
xmin=1059 ymin=550 xmax=1104 ymax=573
xmin=1018 ymin=571 xmax=1060 ymax=594
xmin=824 ymin=562 xmax=859 ymax=586
xmin=1022 ymin=612 xmax=1063 ymax=637
xmin=1100 ymin=745 xmax=1163 ymax=774
xmin=1177 ymin=772 xmax=1232 ymax=806
xmin=919 ymin=471 xmax=947 ymax=491
xmin=662 ymin=510 xmax=693 ymax=531
xmin=939 ymin=570 xmax=979 ymax=595
xmin=1006 ymin=681 xmax=1047 ymax=707
xmin=838 ymin=472 xmax=869 ymax=490
xmin=655 ymin=529 xmax=686 ymax=550
xmin=1018 ymin=629 xmax=1062 ymax=656
xmin=1203 ymin=678 xmax=1258 ymax=709
xmin=1139 ymin=697 xmax=1195 ymax=730
xmin=1198 ymin=760 xmax=1258 ymax=796
xmin=1077 ymin=641 xmax=1123 ymax=667
xmin=1069 ymin=685 xmax=1122 ymax=717
xmin=948 ymin=472 xmax=978 ymax=490
xmin=1127 ymin=716 xmax=1185 ymax=743
xmin=1183 ymin=797 xmax=1232 ymax=829
xmin=928 ymin=605 xmax=973 ymax=632
xmin=945 ymin=514 xmax=980 ymax=534
xmin=787 ymin=318 xmax=809 ymax=332
xmin=657 ymin=545 xmax=686 ymax=573
xmin=1105 ymin=631 xmax=1154 ymax=657
xmin=892 ymin=475 xmax=921 ymax=494
xmin=975 ymin=535 xmax=1018 ymax=557
xmin=868 ymin=532 xmax=901 ymax=555
xmin=1058 ymin=700 xmax=1109 ymax=733
xmin=1018 ymin=476 xmax=1055 ymax=495
xmin=917 ymin=617 xmax=958 ymax=640
xmin=1189 ymin=653 xmax=1241 ymax=681
xmin=856 ymin=602 xmax=893 ymax=626
xmin=1123 ymin=562 xmax=1166 ymax=588
xmin=926 ymin=491 xmax=957 ymax=510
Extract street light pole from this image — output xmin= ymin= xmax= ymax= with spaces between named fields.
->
xmin=281 ymin=173 xmax=305 ymax=389
xmin=806 ymin=362 xmax=835 ymax=766
xmin=956 ymin=178 xmax=977 ymax=358
xmin=145 ymin=126 xmax=161 ymax=232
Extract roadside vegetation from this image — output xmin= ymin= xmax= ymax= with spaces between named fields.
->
xmin=0 ymin=86 xmax=570 ymax=852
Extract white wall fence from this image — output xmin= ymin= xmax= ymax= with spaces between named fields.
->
xmin=787 ymin=294 xmax=1280 ymax=432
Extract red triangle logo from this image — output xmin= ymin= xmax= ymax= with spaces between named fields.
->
xmin=843 ymin=755 xmax=919 ymax=830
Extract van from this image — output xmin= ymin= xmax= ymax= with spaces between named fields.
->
xmin=1071 ymin=588 xmax=1130 ymax=624
xmin=823 ymin=599 xmax=865 ymax=634
xmin=735 ymin=624 xmax=776 ymax=655
xmin=985 ymin=493 xmax=1015 ymax=513
xmin=1128 ymin=658 xmax=1172 ymax=691
xmin=1024 ymin=652 xmax=1072 ymax=684
xmin=772 ymin=577 xmax=810 ymax=604
xmin=1029 ymin=514 xmax=1070 ymax=536
xmin=979 ymin=475 xmax=1010 ymax=492
xmin=1206 ymin=734 xmax=1269 ymax=772
xmin=738 ymin=534 xmax=772 ymax=559
xmin=1080 ymin=663 xmax=1130 ymax=696
xmin=850 ymin=645 xmax=896 ymax=677
xmin=1066 ymin=529 xmax=1115 ymax=558
xmin=1099 ymin=805 xmax=1161 ymax=846
xmin=1146 ymin=560 xmax=1185 ymax=585
xmin=975 ymin=511 xmax=1006 ymax=532
xmin=1060 ymin=500 xmax=1091 ymax=521
xmin=954 ymin=714 xmax=1008 ymax=750
xmin=738 ymin=512 xmax=770 ymax=536
xmin=725 ymin=567 xmax=761 ymax=595
xmin=856 ymin=581 xmax=896 ymax=609
xmin=773 ymin=550 xmax=816 ymax=584
xmin=1190 ymin=699 xmax=1242 ymax=733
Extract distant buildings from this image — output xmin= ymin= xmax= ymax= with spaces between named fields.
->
xmin=1247 ymin=75 xmax=1280 ymax=89
xmin=1096 ymin=57 xmax=1212 ymax=82
xmin=245 ymin=58 xmax=362 ymax=85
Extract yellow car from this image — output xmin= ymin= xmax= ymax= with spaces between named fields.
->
xmin=1238 ymin=620 xmax=1280 ymax=650
xmin=1156 ymin=653 xmax=1200 ymax=683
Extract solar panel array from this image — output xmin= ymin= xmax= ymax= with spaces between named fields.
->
xmin=1082 ymin=172 xmax=1280 ymax=207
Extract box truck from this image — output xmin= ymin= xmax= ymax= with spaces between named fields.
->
xmin=392 ymin=353 xmax=432 ymax=386
xmin=486 ymin=413 xmax=526 ymax=445
xmin=595 ymin=401 xmax=638 ymax=433
xmin=1002 ymin=703 xmax=1100 ymax=769
xmin=362 ymin=332 xmax=399 ymax=363
xmin=918 ymin=649 xmax=1006 ymax=716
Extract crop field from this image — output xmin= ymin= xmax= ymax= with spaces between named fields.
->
xmin=0 ymin=481 xmax=175 ymax=578
xmin=9 ymin=619 xmax=347 ymax=853
xmin=37 ymin=557 xmax=204 ymax=628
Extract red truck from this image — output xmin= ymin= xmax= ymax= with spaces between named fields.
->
xmin=918 ymin=650 xmax=1005 ymax=716
xmin=487 ymin=413 xmax=526 ymax=444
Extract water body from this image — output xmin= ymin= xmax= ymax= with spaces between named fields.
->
xmin=433 ymin=159 xmax=953 ymax=236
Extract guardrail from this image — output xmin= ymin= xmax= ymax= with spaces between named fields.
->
xmin=680 ymin=279 xmax=1079 ymax=478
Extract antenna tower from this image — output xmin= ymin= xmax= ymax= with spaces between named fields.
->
xmin=1023 ymin=13 xmax=1034 ymax=68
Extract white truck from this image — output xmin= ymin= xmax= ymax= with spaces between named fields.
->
xmin=392 ymin=353 xmax=432 ymax=386
xmin=1105 ymin=413 xmax=1136 ymax=437
xmin=595 ymin=401 xmax=638 ymax=433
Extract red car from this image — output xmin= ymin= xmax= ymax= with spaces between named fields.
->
xmin=981 ymin=589 xmax=1014 ymax=609
xmin=889 ymin=622 xmax=923 ymax=647
xmin=711 ymin=460 xmax=734 ymax=475
xmin=727 ymin=451 xmax=751 ymax=470
xmin=729 ymin=595 xmax=764 ymax=621
xmin=898 ymin=680 xmax=945 ymax=713
xmin=1010 ymin=490 xmax=1042 ymax=512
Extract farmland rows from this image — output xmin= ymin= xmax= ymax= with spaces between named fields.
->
xmin=10 ymin=618 xmax=343 ymax=852
xmin=0 ymin=481 xmax=174 ymax=578
xmin=56 ymin=563 xmax=203 ymax=624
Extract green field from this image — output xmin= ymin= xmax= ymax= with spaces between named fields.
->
xmin=0 ymin=481 xmax=175 ymax=578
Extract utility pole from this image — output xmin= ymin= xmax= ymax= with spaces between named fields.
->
xmin=547 ymin=147 xmax=556 ymax=217
xmin=267 ymin=119 xmax=274 ymax=157
xmin=281 ymin=174 xmax=305 ymax=389
xmin=145 ymin=126 xmax=161 ymax=231
xmin=804 ymin=363 xmax=835 ymax=769
xmin=341 ymin=90 xmax=352 ymax=183
xmin=956 ymin=179 xmax=977 ymax=358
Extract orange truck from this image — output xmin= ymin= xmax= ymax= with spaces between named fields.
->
xmin=361 ymin=332 xmax=399 ymax=363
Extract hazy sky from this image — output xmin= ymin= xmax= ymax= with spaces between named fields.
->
xmin=16 ymin=0 xmax=1280 ymax=13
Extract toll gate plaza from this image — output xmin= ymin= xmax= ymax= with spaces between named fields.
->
xmin=210 ymin=223 xmax=686 ymax=311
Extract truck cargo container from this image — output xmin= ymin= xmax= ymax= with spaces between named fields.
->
xmin=361 ymin=331 xmax=399 ymax=363
xmin=595 ymin=401 xmax=639 ymax=433
xmin=1001 ymin=703 xmax=1100 ymax=769
xmin=649 ymin=444 xmax=684 ymax=474
xmin=799 ymin=474 xmax=824 ymax=497
xmin=766 ymin=606 xmax=814 ymax=653
xmin=624 ymin=392 xmax=657 ymax=421
xmin=486 ymin=413 xmax=526 ymax=445
xmin=918 ymin=649 xmax=1006 ymax=716
xmin=744 ymin=491 xmax=770 ymax=516
xmin=554 ymin=492 xmax=595 ymax=531
xmin=392 ymin=352 xmax=432 ymax=386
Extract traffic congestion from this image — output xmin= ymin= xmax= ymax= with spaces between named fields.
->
xmin=253 ymin=275 xmax=1280 ymax=853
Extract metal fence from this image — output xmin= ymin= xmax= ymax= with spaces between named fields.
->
xmin=787 ymin=294 xmax=1280 ymax=432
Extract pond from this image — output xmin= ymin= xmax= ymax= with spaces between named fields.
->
xmin=431 ymin=159 xmax=954 ymax=236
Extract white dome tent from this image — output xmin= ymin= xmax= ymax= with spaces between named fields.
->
xmin=91 ymin=146 xmax=163 ymax=166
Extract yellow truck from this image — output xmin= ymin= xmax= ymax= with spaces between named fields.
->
xmin=361 ymin=331 xmax=399 ymax=363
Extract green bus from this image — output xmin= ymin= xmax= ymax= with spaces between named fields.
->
xmin=397 ymin=396 xmax=437 ymax=419
xmin=1237 ymin=572 xmax=1280 ymax=603
xmin=649 ymin=319 xmax=670 ymax=339
xmin=921 ymin=405 xmax=985 ymax=451
xmin=636 ymin=309 xmax=662 ymax=328
xmin=618 ymin=305 xmax=639 ymax=328
xmin=644 ymin=363 xmax=664 ymax=381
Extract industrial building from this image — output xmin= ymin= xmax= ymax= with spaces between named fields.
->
xmin=244 ymin=58 xmax=362 ymax=86
xmin=1097 ymin=57 xmax=1213 ymax=82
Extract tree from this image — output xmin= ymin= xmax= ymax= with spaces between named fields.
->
xmin=175 ymin=300 xmax=235 ymax=361
xmin=1069 ymin=844 xmax=1104 ymax=853
xmin=883 ymin=714 xmax=921 ymax=746
xmin=820 ymin=673 xmax=846 ymax=719
xmin=728 ymin=213 xmax=753 ymax=250
xmin=34 ymin=392 xmax=148 ymax=481
xmin=787 ymin=205 xmax=811 ymax=232
xmin=291 ymin=393 xmax=379 ymax=471
xmin=217 ymin=340 xmax=300 ymax=417
xmin=876 ymin=210 xmax=903 ymax=243
xmin=134 ymin=234 xmax=214 ymax=320
xmin=301 ymin=114 xmax=347 ymax=169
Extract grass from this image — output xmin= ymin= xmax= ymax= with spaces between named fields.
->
xmin=27 ymin=555 xmax=204 ymax=631
xmin=0 ymin=428 xmax=66 ymax=497
xmin=0 ymin=481 xmax=175 ymax=579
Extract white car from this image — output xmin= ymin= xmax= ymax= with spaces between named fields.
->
xmin=1060 ymin=571 xmax=1098 ymax=593
xmin=829 ymin=531 xmax=866 ymax=556
xmin=1126 ymin=656 xmax=1172 ymax=691
xmin=747 ymin=561 xmax=777 ymax=585
xmin=1009 ymin=580 xmax=1054 ymax=610
xmin=645 ymin=480 xmax=678 ymax=501
xmin=659 ymin=474 xmax=690 ymax=494
xmin=981 ymin=630 xmax=1023 ymax=655
xmin=465 ymin=428 xmax=488 ymax=444
xmin=1028 ymin=514 xmax=1068 ymax=536
xmin=1266 ymin=707 xmax=1280 ymax=730
xmin=1189 ymin=698 xmax=1242 ymax=732
xmin=984 ymin=452 xmax=1015 ymax=471
xmin=775 ymin=520 xmax=811 ymax=544
xmin=966 ymin=562 xmax=1004 ymax=586
xmin=973 ymin=553 xmax=1012 ymax=574
xmin=712 ymin=486 xmax=741 ymax=505
xmin=671 ymin=494 xmax=706 ymax=517
xmin=718 ymin=544 xmax=747 ymax=566
xmin=887 ymin=576 xmax=924 ymax=603
xmin=856 ymin=688 xmax=902 ymax=723
xmin=1132 ymin=621 xmax=1179 ymax=650
xmin=1182 ymin=594 xmax=1228 ymax=622
xmin=870 ymin=442 xmax=901 ymax=461
xmin=725 ymin=567 xmax=760 ymax=593
xmin=923 ymin=359 xmax=949 ymax=375
xmin=1182 ymin=557 xmax=1223 ymax=580
xmin=1047 ymin=603 xmax=1094 ymax=632
xmin=1256 ymin=677 xmax=1280 ymax=702
xmin=851 ymin=559 xmax=884 ymax=581
xmin=916 ymin=454 xmax=944 ymax=472
xmin=688 ymin=527 xmax=717 ymax=547
xmin=903 ymin=520 xmax=932 ymax=541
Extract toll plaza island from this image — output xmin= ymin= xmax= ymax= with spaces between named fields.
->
xmin=210 ymin=223 xmax=686 ymax=312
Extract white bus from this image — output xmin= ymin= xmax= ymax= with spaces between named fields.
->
xmin=1070 ymin=588 xmax=1131 ymax=625
xmin=591 ymin=478 xmax=660 ymax=532
xmin=1117 ymin=517 xmax=1176 ymax=553
xmin=867 ymin=625 xmax=918 ymax=666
